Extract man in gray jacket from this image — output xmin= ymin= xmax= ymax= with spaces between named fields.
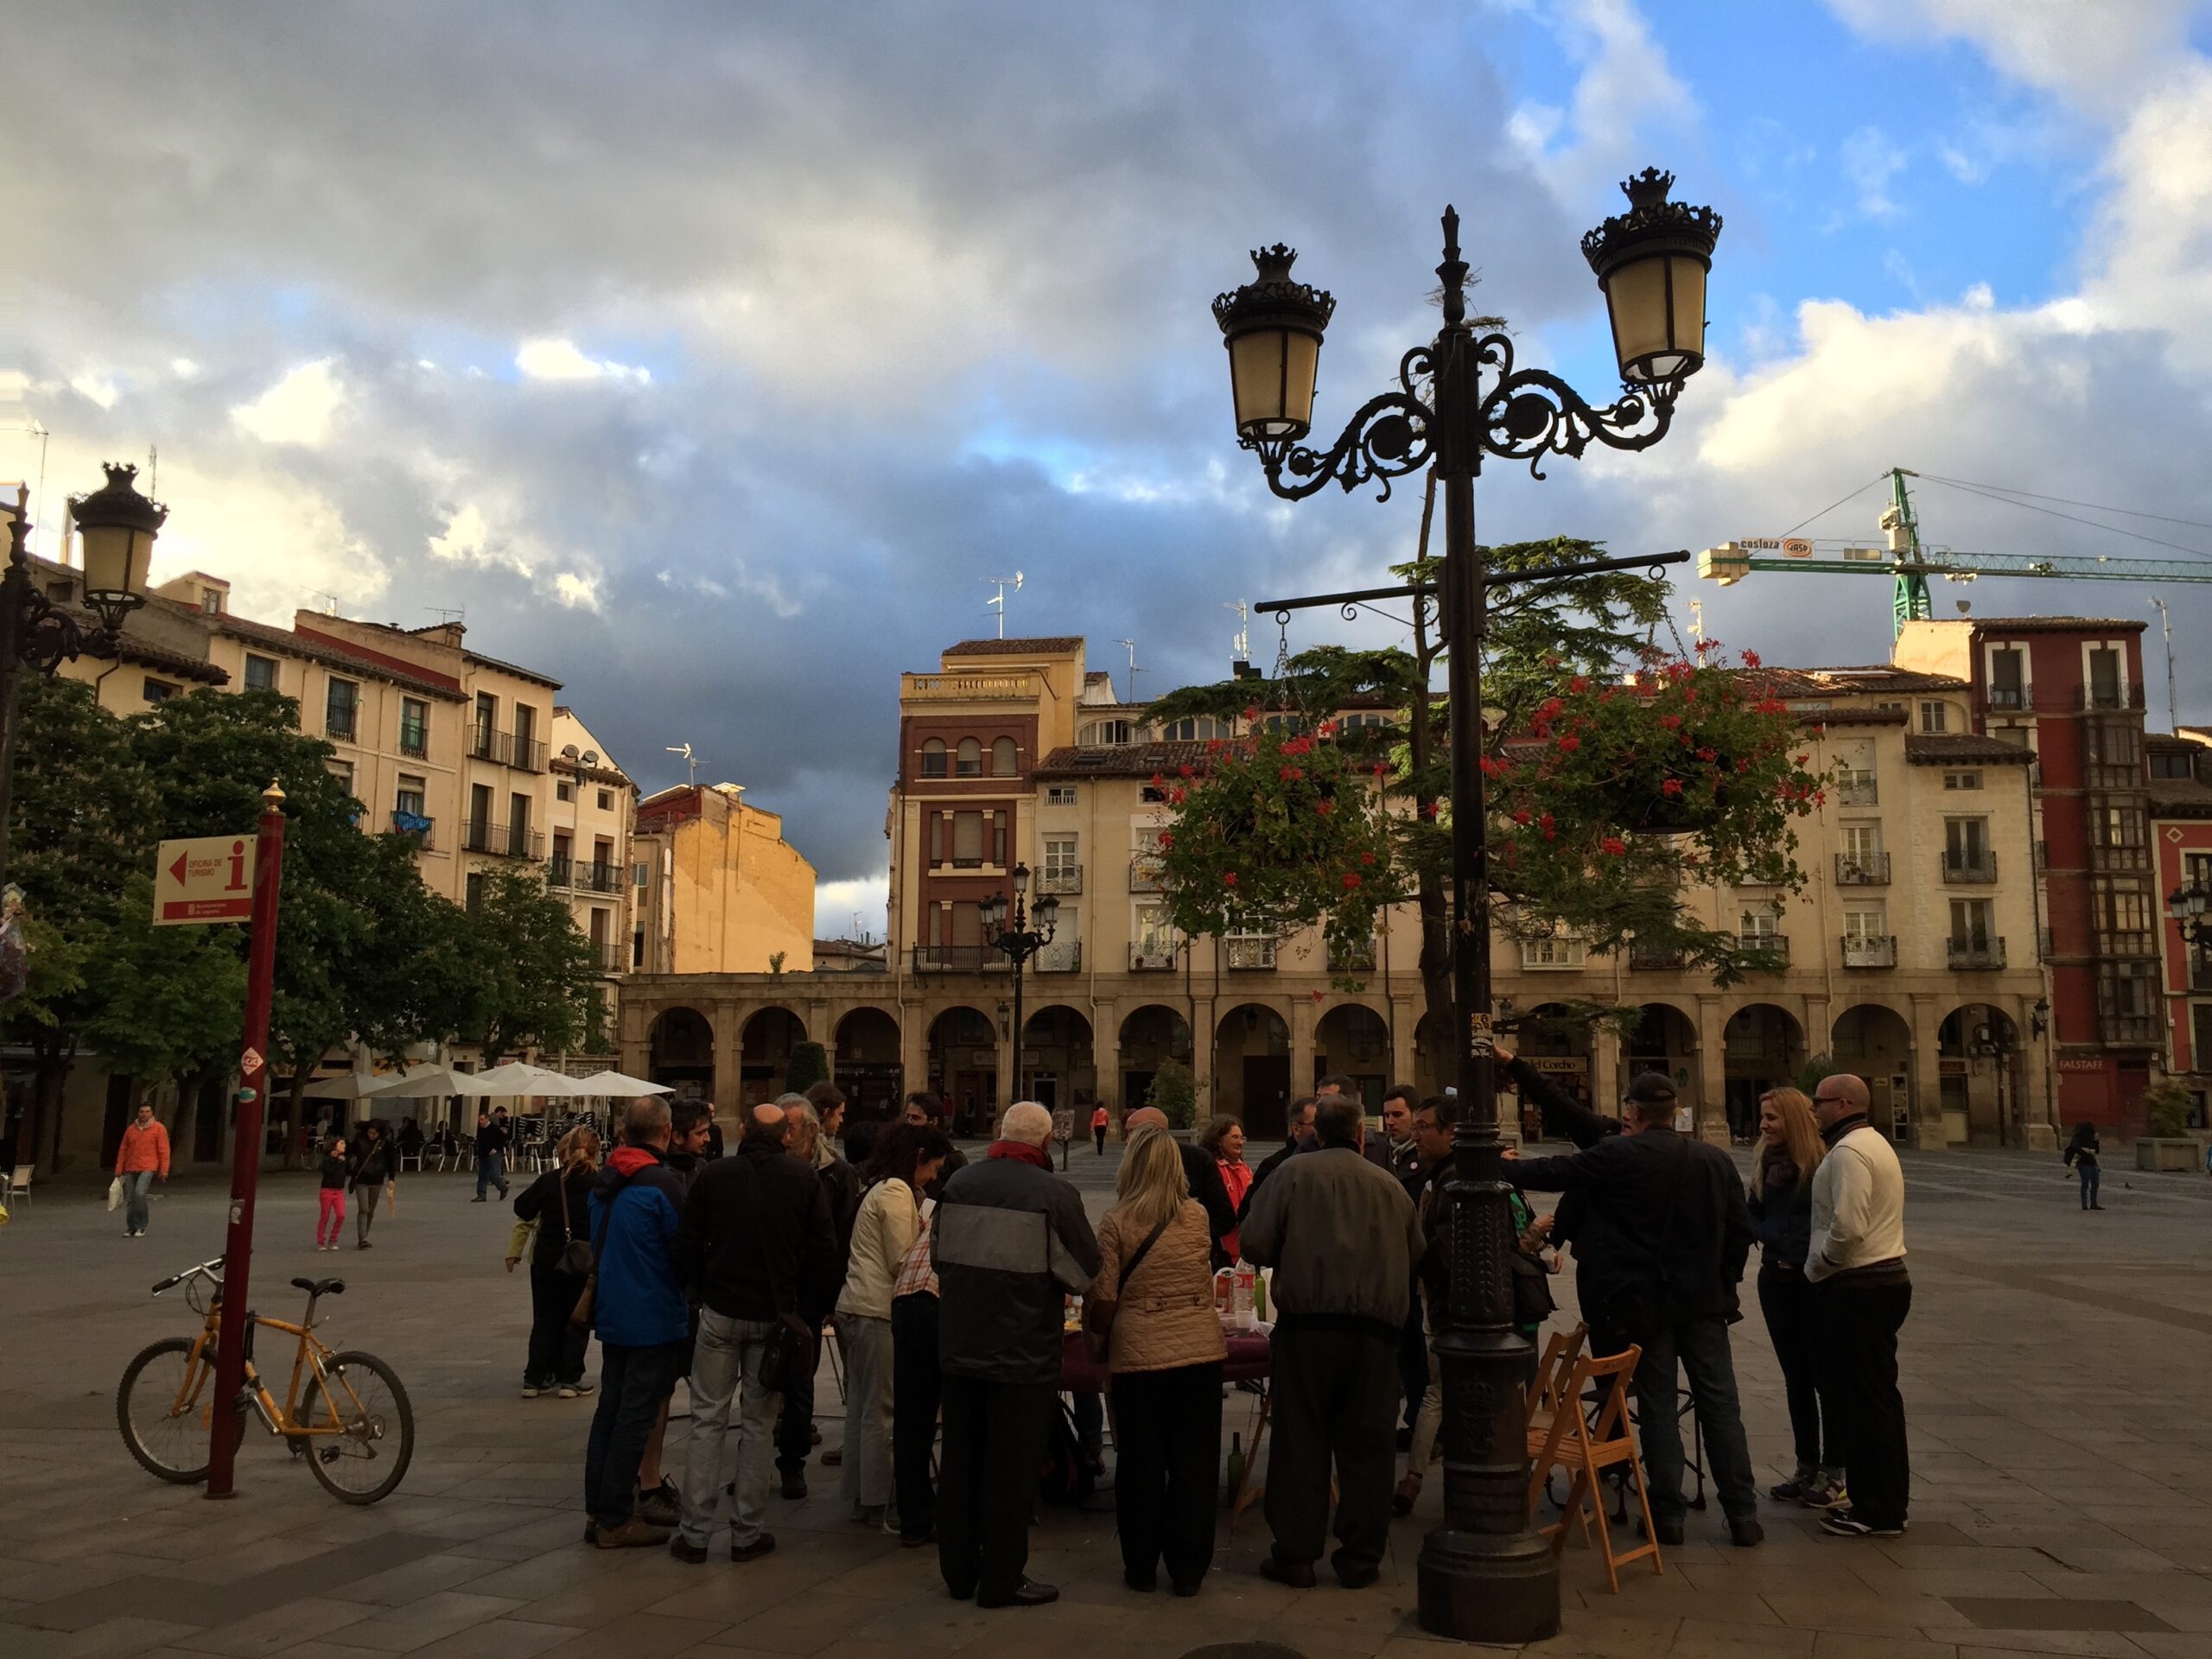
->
xmin=1240 ymin=1095 xmax=1424 ymax=1590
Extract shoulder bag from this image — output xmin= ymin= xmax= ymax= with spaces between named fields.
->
xmin=556 ymin=1168 xmax=595 ymax=1276
xmin=744 ymin=1155 xmax=818 ymax=1394
xmin=569 ymin=1171 xmax=626 ymax=1332
xmin=1082 ymin=1208 xmax=1175 ymax=1364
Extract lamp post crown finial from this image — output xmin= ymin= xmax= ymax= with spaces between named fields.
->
xmin=1621 ymin=167 xmax=1675 ymax=209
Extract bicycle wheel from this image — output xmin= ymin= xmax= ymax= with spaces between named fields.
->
xmin=118 ymin=1336 xmax=217 ymax=1483
xmin=304 ymin=1350 xmax=414 ymax=1504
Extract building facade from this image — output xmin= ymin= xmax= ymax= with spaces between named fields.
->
xmin=2148 ymin=730 xmax=2212 ymax=1126
xmin=631 ymin=784 xmax=817 ymax=978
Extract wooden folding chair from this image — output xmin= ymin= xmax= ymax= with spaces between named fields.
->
xmin=1528 ymin=1345 xmax=1662 ymax=1593
xmin=1522 ymin=1322 xmax=1588 ymax=1462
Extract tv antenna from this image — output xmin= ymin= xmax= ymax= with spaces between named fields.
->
xmin=1116 ymin=638 xmax=1141 ymax=703
xmin=2152 ymin=596 xmax=2178 ymax=734
xmin=1 ymin=422 xmax=50 ymax=558
xmin=424 ymin=606 xmax=466 ymax=627
xmin=316 ymin=592 xmax=342 ymax=617
xmin=1226 ymin=600 xmax=1249 ymax=664
xmin=665 ymin=742 xmax=698 ymax=786
xmin=984 ymin=570 xmax=1023 ymax=638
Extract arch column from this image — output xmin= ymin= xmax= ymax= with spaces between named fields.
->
xmin=1592 ymin=1023 xmax=1624 ymax=1109
xmin=1694 ymin=995 xmax=1729 ymax=1143
xmin=712 ymin=1001 xmax=744 ymax=1123
xmin=1291 ymin=996 xmax=1318 ymax=1095
xmin=898 ymin=1001 xmax=929 ymax=1108
xmin=1390 ymin=998 xmax=1419 ymax=1092
xmin=1910 ymin=993 xmax=1948 ymax=1150
xmin=1190 ymin=995 xmax=1215 ymax=1112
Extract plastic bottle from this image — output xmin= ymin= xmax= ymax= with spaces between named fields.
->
xmin=1224 ymin=1430 xmax=1245 ymax=1506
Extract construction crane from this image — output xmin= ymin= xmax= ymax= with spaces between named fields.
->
xmin=1700 ymin=467 xmax=2212 ymax=637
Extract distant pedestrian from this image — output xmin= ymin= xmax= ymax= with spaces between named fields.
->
xmin=316 ymin=1136 xmax=348 ymax=1251
xmin=671 ymin=1103 xmax=837 ymax=1565
xmin=113 ymin=1101 xmax=170 ymax=1239
xmin=1240 ymin=1094 xmax=1423 ymax=1590
xmin=1092 ymin=1103 xmax=1109 ymax=1155
xmin=349 ymin=1121 xmax=396 ymax=1250
xmin=582 ymin=1097 xmax=690 ymax=1549
xmin=838 ymin=1123 xmax=950 ymax=1529
xmin=514 ymin=1126 xmax=603 ymax=1399
xmin=2064 ymin=1122 xmax=2103 ymax=1211
xmin=1748 ymin=1088 xmax=1839 ymax=1506
xmin=1196 ymin=1116 xmax=1252 ymax=1262
xmin=1807 ymin=1074 xmax=1911 ymax=1540
xmin=475 ymin=1107 xmax=512 ymax=1202
xmin=1090 ymin=1123 xmax=1225 ymax=1596
xmin=931 ymin=1101 xmax=1101 ymax=1608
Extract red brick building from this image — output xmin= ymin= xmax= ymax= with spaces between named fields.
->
xmin=2148 ymin=731 xmax=2212 ymax=1125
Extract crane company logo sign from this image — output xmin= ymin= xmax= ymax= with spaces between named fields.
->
xmin=153 ymin=836 xmax=256 ymax=925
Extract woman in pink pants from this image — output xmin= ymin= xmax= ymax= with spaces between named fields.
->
xmin=316 ymin=1136 xmax=348 ymax=1250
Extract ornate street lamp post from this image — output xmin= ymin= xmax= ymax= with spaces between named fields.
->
xmin=0 ymin=463 xmax=164 ymax=887
xmin=981 ymin=862 xmax=1058 ymax=1115
xmin=2167 ymin=882 xmax=2212 ymax=948
xmin=1212 ymin=170 xmax=1719 ymax=1644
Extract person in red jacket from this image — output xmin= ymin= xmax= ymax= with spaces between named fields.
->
xmin=114 ymin=1102 xmax=171 ymax=1238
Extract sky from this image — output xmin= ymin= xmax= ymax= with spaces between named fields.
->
xmin=10 ymin=0 xmax=2212 ymax=938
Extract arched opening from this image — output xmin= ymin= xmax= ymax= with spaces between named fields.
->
xmin=920 ymin=737 xmax=946 ymax=778
xmin=956 ymin=736 xmax=982 ymax=778
xmin=1414 ymin=1010 xmax=1452 ymax=1102
xmin=648 ymin=1007 xmax=715 ymax=1103
xmin=1724 ymin=1003 xmax=1807 ymax=1143
xmin=1627 ymin=1002 xmax=1700 ymax=1124
xmin=1214 ymin=1003 xmax=1291 ymax=1138
xmin=740 ymin=1007 xmax=807 ymax=1109
xmin=1509 ymin=1001 xmax=1593 ymax=1139
xmin=1830 ymin=1004 xmax=1913 ymax=1141
xmin=1117 ymin=1004 xmax=1193 ymax=1122
xmin=1020 ymin=1004 xmax=1094 ymax=1117
xmin=929 ymin=1006 xmax=999 ymax=1138
xmin=1313 ymin=1001 xmax=1392 ymax=1111
xmin=834 ymin=1007 xmax=902 ymax=1122
xmin=1939 ymin=1003 xmax=2023 ymax=1148
xmin=991 ymin=735 xmax=1018 ymax=777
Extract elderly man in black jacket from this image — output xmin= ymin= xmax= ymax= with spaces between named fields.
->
xmin=931 ymin=1100 xmax=1101 ymax=1609
xmin=1509 ymin=1065 xmax=1764 ymax=1550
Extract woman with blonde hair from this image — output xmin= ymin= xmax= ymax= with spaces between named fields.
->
xmin=1087 ymin=1123 xmax=1227 ymax=1595
xmin=513 ymin=1124 xmax=604 ymax=1399
xmin=1749 ymin=1086 xmax=1837 ymax=1506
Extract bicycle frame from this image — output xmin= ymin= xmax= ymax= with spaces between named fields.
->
xmin=166 ymin=1282 xmax=366 ymax=1441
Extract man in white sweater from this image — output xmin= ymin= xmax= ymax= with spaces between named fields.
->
xmin=1807 ymin=1074 xmax=1910 ymax=1538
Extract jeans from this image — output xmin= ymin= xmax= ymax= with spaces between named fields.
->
xmin=527 ymin=1262 xmax=589 ymax=1388
xmin=677 ymin=1311 xmax=782 ymax=1548
xmin=1112 ymin=1362 xmax=1222 ymax=1587
xmin=2078 ymin=1162 xmax=2101 ymax=1208
xmin=584 ymin=1339 xmax=687 ymax=1530
xmin=937 ymin=1374 xmax=1054 ymax=1601
xmin=837 ymin=1313 xmax=895 ymax=1514
xmin=354 ymin=1179 xmax=382 ymax=1243
xmin=890 ymin=1294 xmax=941 ymax=1540
xmin=477 ymin=1148 xmax=509 ymax=1199
xmin=1756 ymin=1262 xmax=1832 ymax=1471
xmin=1266 ymin=1322 xmax=1399 ymax=1577
xmin=1817 ymin=1277 xmax=1912 ymax=1529
xmin=123 ymin=1171 xmax=156 ymax=1234
xmin=316 ymin=1189 xmax=346 ymax=1248
xmin=1631 ymin=1313 xmax=1758 ymax=1524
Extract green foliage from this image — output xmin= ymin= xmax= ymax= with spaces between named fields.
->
xmin=769 ymin=950 xmax=787 ymax=975
xmin=1797 ymin=1054 xmax=1840 ymax=1097
xmin=457 ymin=868 xmax=598 ymax=1064
xmin=785 ymin=1040 xmax=830 ymax=1095
xmin=2142 ymin=1079 xmax=2194 ymax=1139
xmin=1145 ymin=1056 xmax=1198 ymax=1130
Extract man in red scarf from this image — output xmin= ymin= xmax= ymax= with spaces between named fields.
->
xmin=930 ymin=1101 xmax=1100 ymax=1609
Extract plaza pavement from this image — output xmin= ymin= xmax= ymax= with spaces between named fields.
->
xmin=3 ymin=1140 xmax=2211 ymax=1659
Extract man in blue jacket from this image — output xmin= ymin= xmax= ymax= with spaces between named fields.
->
xmin=582 ymin=1096 xmax=691 ymax=1548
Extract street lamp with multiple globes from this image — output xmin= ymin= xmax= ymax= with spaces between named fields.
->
xmin=1211 ymin=169 xmax=1720 ymax=1644
xmin=0 ymin=462 xmax=165 ymax=886
xmin=2166 ymin=881 xmax=2212 ymax=948
xmin=980 ymin=863 xmax=1058 ymax=1116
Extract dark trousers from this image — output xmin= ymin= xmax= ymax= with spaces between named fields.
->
xmin=775 ymin=1332 xmax=819 ymax=1475
xmin=937 ymin=1373 xmax=1054 ymax=1599
xmin=1265 ymin=1322 xmax=1398 ymax=1577
xmin=527 ymin=1262 xmax=589 ymax=1388
xmin=1632 ymin=1313 xmax=1758 ymax=1524
xmin=1095 ymin=1128 xmax=1106 ymax=1154
xmin=2078 ymin=1163 xmax=2101 ymax=1207
xmin=1818 ymin=1278 xmax=1912 ymax=1528
xmin=1398 ymin=1299 xmax=1428 ymax=1431
xmin=891 ymin=1294 xmax=942 ymax=1540
xmin=583 ymin=1339 xmax=686 ymax=1529
xmin=1756 ymin=1262 xmax=1830 ymax=1471
xmin=1111 ymin=1362 xmax=1223 ymax=1587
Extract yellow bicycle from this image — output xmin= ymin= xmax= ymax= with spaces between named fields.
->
xmin=118 ymin=1255 xmax=414 ymax=1503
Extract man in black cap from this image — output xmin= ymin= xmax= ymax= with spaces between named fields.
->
xmin=1505 ymin=1062 xmax=1762 ymax=1550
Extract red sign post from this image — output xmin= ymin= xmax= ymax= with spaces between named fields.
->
xmin=206 ymin=782 xmax=288 ymax=1499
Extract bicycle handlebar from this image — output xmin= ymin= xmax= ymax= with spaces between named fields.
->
xmin=151 ymin=1255 xmax=226 ymax=1296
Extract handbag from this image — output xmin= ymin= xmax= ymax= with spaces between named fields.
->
xmin=1082 ymin=1210 xmax=1174 ymax=1364
xmin=744 ymin=1156 xmax=815 ymax=1394
xmin=556 ymin=1169 xmax=595 ymax=1276
xmin=569 ymin=1169 xmax=626 ymax=1332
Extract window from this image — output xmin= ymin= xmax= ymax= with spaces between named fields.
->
xmin=1842 ymin=904 xmax=1886 ymax=942
xmin=244 ymin=653 xmax=278 ymax=691
xmin=634 ymin=861 xmax=651 ymax=889
xmin=508 ymin=791 xmax=531 ymax=839
xmin=1990 ymin=724 xmax=2033 ymax=750
xmin=991 ymin=736 xmax=1019 ymax=778
xmin=597 ymin=788 xmax=613 ymax=810
xmin=1919 ymin=701 xmax=1948 ymax=734
xmin=2088 ymin=647 xmax=2122 ymax=708
xmin=1157 ymin=715 xmax=1228 ymax=741
xmin=952 ymin=811 xmax=984 ymax=867
xmin=473 ymin=692 xmax=497 ymax=757
xmin=512 ymin=702 xmax=536 ymax=753
xmin=1949 ymin=899 xmax=1994 ymax=949
xmin=993 ymin=814 xmax=1007 ymax=867
xmin=1840 ymin=823 xmax=1881 ymax=864
xmin=200 ymin=588 xmax=224 ymax=614
xmin=142 ymin=677 xmax=179 ymax=703
xmin=1261 ymin=714 xmax=1304 ymax=734
xmin=465 ymin=872 xmax=485 ymax=913
xmin=1078 ymin=719 xmax=1133 ymax=747
xmin=327 ymin=760 xmax=355 ymax=796
xmin=955 ymin=737 xmax=983 ymax=778
xmin=1046 ymin=785 xmax=1077 ymax=806
xmin=2188 ymin=852 xmax=2212 ymax=891
xmin=2152 ymin=749 xmax=2198 ymax=780
xmin=1942 ymin=772 xmax=1982 ymax=791
xmin=399 ymin=696 xmax=428 ymax=757
xmin=326 ymin=677 xmax=359 ymax=741
xmin=557 ymin=781 xmax=573 ymax=803
xmin=1338 ymin=712 xmax=1393 ymax=734
xmin=929 ymin=813 xmax=944 ymax=866
xmin=1140 ymin=785 xmax=1167 ymax=804
xmin=2093 ymin=806 xmax=2145 ymax=849
xmin=1135 ymin=904 xmax=1176 ymax=958
xmin=1043 ymin=834 xmax=1078 ymax=879
xmin=1522 ymin=932 xmax=1586 ymax=969
xmin=920 ymin=738 xmax=947 ymax=777
xmin=2100 ymin=885 xmax=2151 ymax=934
xmin=1989 ymin=647 xmax=2025 ymax=708
xmin=1738 ymin=908 xmax=1779 ymax=941
xmin=2085 ymin=721 xmax=2141 ymax=769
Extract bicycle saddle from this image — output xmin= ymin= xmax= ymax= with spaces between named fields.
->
xmin=290 ymin=1277 xmax=346 ymax=1296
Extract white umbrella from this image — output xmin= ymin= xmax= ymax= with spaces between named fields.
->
xmin=302 ymin=1065 xmax=444 ymax=1100
xmin=573 ymin=1070 xmax=674 ymax=1097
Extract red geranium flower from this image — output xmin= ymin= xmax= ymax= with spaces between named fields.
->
xmin=1601 ymin=836 xmax=1627 ymax=855
xmin=1342 ymin=873 xmax=1362 ymax=891
xmin=1513 ymin=808 xmax=1531 ymax=825
xmin=1569 ymin=675 xmax=1589 ymax=693
xmin=1557 ymin=735 xmax=1580 ymax=753
xmin=1662 ymin=778 xmax=1684 ymax=797
xmin=1315 ymin=799 xmax=1334 ymax=815
xmin=1224 ymin=871 xmax=1237 ymax=887
xmin=1741 ymin=649 xmax=1762 ymax=669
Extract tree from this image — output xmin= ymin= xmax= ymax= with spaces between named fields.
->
xmin=453 ymin=868 xmax=598 ymax=1064
xmin=1146 ymin=1056 xmax=1198 ymax=1130
xmin=785 ymin=1041 xmax=830 ymax=1096
xmin=82 ymin=874 xmax=249 ymax=1118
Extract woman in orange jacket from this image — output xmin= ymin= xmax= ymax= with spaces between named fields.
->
xmin=114 ymin=1102 xmax=171 ymax=1238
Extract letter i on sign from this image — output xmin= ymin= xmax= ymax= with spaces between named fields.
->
xmin=228 ymin=841 xmax=248 ymax=891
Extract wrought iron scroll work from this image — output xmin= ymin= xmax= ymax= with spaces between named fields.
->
xmin=12 ymin=578 xmax=85 ymax=675
xmin=1245 ymin=391 xmax=1433 ymax=503
xmin=1472 ymin=330 xmax=1676 ymax=480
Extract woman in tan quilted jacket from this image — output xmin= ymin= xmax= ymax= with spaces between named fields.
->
xmin=1090 ymin=1123 xmax=1228 ymax=1595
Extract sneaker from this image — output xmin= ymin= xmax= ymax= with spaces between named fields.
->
xmin=637 ymin=1480 xmax=680 ymax=1529
xmin=731 ymin=1532 xmax=777 ymax=1563
xmin=471 ymin=1195 xmax=486 ymax=1203
xmin=594 ymin=1517 xmax=671 ymax=1549
xmin=1821 ymin=1508 xmax=1905 ymax=1538
xmin=521 ymin=1384 xmax=543 ymax=1399
xmin=1800 ymin=1473 xmax=1849 ymax=1510
xmin=557 ymin=1382 xmax=594 ymax=1399
xmin=1769 ymin=1466 xmax=1817 ymax=1503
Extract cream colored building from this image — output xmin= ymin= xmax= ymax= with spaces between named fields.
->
xmin=631 ymin=784 xmax=817 ymax=977
xmin=549 ymin=708 xmax=636 ymax=981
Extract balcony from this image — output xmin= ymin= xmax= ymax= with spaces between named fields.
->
xmin=468 ymin=728 xmax=548 ymax=772
xmin=1128 ymin=944 xmax=1179 ymax=971
xmin=1841 ymin=934 xmax=1897 ymax=969
xmin=912 ymin=944 xmax=1009 ymax=974
xmin=550 ymin=855 xmax=622 ymax=893
xmin=461 ymin=819 xmax=544 ymax=860
xmin=1034 ymin=939 xmax=1083 ymax=973
xmin=902 ymin=671 xmax=1044 ymax=703
xmin=2088 ymin=842 xmax=2150 ymax=874
xmin=399 ymin=722 xmax=428 ymax=759
xmin=1947 ymin=937 xmax=2007 ymax=969
xmin=389 ymin=811 xmax=435 ymax=852
xmin=1128 ymin=855 xmax=1166 ymax=893
xmin=2075 ymin=683 xmax=2146 ymax=711
xmin=1738 ymin=933 xmax=1789 ymax=963
xmin=1327 ymin=938 xmax=1377 ymax=974
xmin=327 ymin=710 xmax=358 ymax=743
xmin=2100 ymin=1012 xmax=2158 ymax=1046
xmin=2094 ymin=929 xmax=2158 ymax=960
xmin=1942 ymin=850 xmax=1998 ymax=883
xmin=1225 ymin=937 xmax=1278 ymax=970
xmin=1036 ymin=864 xmax=1083 ymax=896
xmin=1629 ymin=944 xmax=1687 ymax=971
xmin=469 ymin=724 xmax=499 ymax=763
xmin=1834 ymin=853 xmax=1891 ymax=886
xmin=1986 ymin=685 xmax=2026 ymax=710
xmin=1836 ymin=774 xmax=1878 ymax=807
xmin=597 ymin=941 xmax=627 ymax=975
xmin=508 ymin=734 xmax=548 ymax=773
